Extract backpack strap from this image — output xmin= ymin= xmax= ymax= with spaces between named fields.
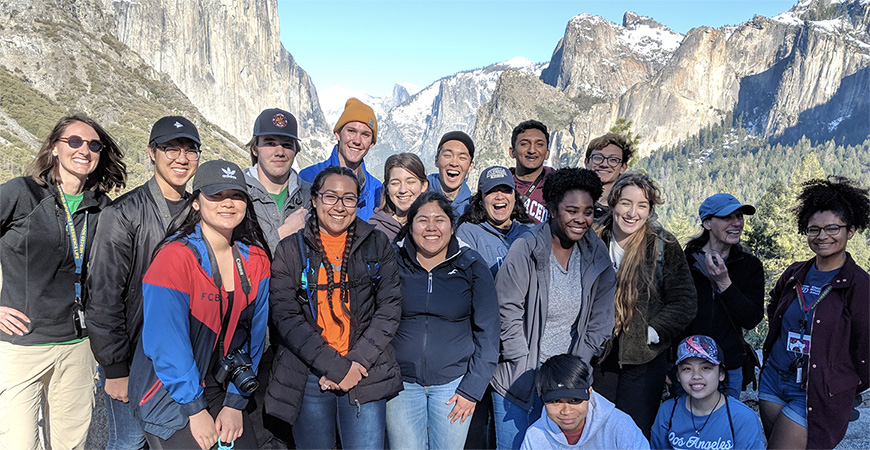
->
xmin=296 ymin=232 xmax=316 ymax=317
xmin=667 ymin=395 xmax=680 ymax=435
xmin=655 ymin=235 xmax=666 ymax=291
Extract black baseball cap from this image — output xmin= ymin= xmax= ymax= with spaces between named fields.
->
xmin=253 ymin=108 xmax=299 ymax=140
xmin=149 ymin=116 xmax=201 ymax=146
xmin=437 ymin=131 xmax=475 ymax=159
xmin=192 ymin=160 xmax=248 ymax=196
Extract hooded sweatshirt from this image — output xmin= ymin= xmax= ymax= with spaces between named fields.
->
xmin=520 ymin=390 xmax=650 ymax=450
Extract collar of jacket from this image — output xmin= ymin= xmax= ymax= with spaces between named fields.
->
xmin=396 ymin=233 xmax=467 ymax=271
xmin=532 ymin=221 xmax=610 ymax=273
xmin=243 ymin=165 xmax=301 ymax=199
xmin=782 ymin=252 xmax=861 ymax=291
xmin=302 ymin=217 xmax=376 ymax=255
xmin=427 ymin=173 xmax=472 ymax=206
xmin=44 ymin=172 xmax=103 ymax=212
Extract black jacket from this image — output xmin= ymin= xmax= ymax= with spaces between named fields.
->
xmin=0 ymin=175 xmax=110 ymax=345
xmin=86 ymin=178 xmax=181 ymax=378
xmin=265 ymin=219 xmax=403 ymax=425
xmin=393 ymin=235 xmax=499 ymax=402
xmin=681 ymin=243 xmax=764 ymax=369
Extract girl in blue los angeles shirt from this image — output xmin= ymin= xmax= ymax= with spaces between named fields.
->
xmin=652 ymin=335 xmax=765 ymax=450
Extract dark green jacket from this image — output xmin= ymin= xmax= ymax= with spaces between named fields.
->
xmin=598 ymin=226 xmax=697 ymax=366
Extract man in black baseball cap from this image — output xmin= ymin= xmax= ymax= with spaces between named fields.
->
xmin=242 ymin=108 xmax=311 ymax=254
xmin=428 ymin=130 xmax=475 ymax=216
xmin=86 ymin=114 xmax=201 ymax=450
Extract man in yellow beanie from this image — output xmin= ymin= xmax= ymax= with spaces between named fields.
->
xmin=299 ymin=97 xmax=382 ymax=220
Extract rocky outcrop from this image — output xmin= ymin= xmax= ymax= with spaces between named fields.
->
xmin=369 ymin=58 xmax=543 ymax=173
xmin=102 ymin=0 xmax=330 ymax=143
xmin=540 ymin=12 xmax=683 ymax=99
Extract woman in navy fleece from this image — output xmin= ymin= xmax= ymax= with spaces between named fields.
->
xmin=386 ymin=191 xmax=500 ymax=450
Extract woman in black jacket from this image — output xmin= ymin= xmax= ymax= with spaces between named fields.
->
xmin=0 ymin=114 xmax=125 ymax=449
xmin=680 ymin=193 xmax=764 ymax=398
xmin=265 ymin=166 xmax=402 ymax=450
xmin=386 ymin=192 xmax=500 ymax=450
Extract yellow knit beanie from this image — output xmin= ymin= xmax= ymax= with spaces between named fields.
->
xmin=333 ymin=97 xmax=378 ymax=144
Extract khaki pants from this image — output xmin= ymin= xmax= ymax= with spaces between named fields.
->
xmin=0 ymin=339 xmax=96 ymax=450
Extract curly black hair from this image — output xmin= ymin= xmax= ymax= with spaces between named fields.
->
xmin=457 ymin=189 xmax=532 ymax=227
xmin=541 ymin=167 xmax=603 ymax=211
xmin=793 ymin=176 xmax=870 ymax=234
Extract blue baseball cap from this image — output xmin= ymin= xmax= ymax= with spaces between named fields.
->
xmin=699 ymin=193 xmax=756 ymax=221
xmin=478 ymin=166 xmax=515 ymax=194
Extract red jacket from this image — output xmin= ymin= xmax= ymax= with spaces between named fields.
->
xmin=763 ymin=253 xmax=869 ymax=449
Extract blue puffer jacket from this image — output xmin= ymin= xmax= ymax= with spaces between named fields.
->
xmin=392 ymin=235 xmax=500 ymax=402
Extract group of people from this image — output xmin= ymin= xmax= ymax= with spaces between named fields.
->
xmin=0 ymin=97 xmax=866 ymax=450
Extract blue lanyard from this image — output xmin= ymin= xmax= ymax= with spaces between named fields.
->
xmin=57 ymin=186 xmax=88 ymax=299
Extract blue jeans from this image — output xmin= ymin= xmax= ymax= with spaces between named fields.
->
xmin=758 ymin=366 xmax=807 ymax=428
xmin=491 ymin=390 xmax=543 ymax=450
xmin=292 ymin=372 xmax=386 ymax=450
xmin=386 ymin=377 xmax=470 ymax=450
xmin=97 ymin=366 xmax=147 ymax=450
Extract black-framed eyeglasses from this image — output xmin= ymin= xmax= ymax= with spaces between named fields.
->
xmin=805 ymin=224 xmax=848 ymax=237
xmin=588 ymin=154 xmax=623 ymax=167
xmin=58 ymin=135 xmax=103 ymax=153
xmin=317 ymin=192 xmax=359 ymax=208
xmin=155 ymin=145 xmax=201 ymax=161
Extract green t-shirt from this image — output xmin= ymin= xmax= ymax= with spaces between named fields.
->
xmin=63 ymin=191 xmax=84 ymax=213
xmin=270 ymin=185 xmax=289 ymax=213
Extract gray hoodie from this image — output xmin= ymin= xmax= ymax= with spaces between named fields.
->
xmin=456 ymin=220 xmax=530 ymax=276
xmin=491 ymin=222 xmax=616 ymax=410
xmin=520 ymin=390 xmax=650 ymax=450
xmin=243 ymin=165 xmax=311 ymax=254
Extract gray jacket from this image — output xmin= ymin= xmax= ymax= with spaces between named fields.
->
xmin=244 ymin=165 xmax=311 ymax=254
xmin=491 ymin=222 xmax=616 ymax=410
xmin=455 ymin=221 xmax=530 ymax=277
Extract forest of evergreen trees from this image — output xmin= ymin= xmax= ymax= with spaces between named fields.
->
xmin=633 ymin=116 xmax=870 ymax=346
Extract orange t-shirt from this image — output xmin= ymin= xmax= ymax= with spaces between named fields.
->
xmin=316 ymin=232 xmax=351 ymax=355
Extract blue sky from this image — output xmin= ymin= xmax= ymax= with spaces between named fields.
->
xmin=277 ymin=0 xmax=798 ymax=98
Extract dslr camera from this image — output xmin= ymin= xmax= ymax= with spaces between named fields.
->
xmin=214 ymin=348 xmax=259 ymax=394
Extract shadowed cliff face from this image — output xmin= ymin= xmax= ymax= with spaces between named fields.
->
xmin=102 ymin=0 xmax=330 ymax=143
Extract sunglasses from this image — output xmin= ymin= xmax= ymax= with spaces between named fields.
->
xmin=58 ymin=135 xmax=104 ymax=153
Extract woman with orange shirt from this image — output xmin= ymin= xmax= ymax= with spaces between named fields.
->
xmin=266 ymin=166 xmax=403 ymax=450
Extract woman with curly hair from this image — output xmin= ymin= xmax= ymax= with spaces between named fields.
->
xmin=759 ymin=176 xmax=869 ymax=450
xmin=490 ymin=167 xmax=617 ymax=449
xmin=591 ymin=172 xmax=696 ymax=438
xmin=456 ymin=166 xmax=533 ymax=276
xmin=0 ymin=114 xmax=126 ymax=449
xmin=266 ymin=166 xmax=403 ymax=450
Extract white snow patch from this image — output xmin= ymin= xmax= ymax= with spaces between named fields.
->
xmin=828 ymin=116 xmax=846 ymax=131
xmin=618 ymin=24 xmax=684 ymax=63
xmin=772 ymin=11 xmax=803 ymax=26
xmin=812 ymin=18 xmax=844 ymax=32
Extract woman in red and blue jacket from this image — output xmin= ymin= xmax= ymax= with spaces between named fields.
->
xmin=129 ymin=160 xmax=270 ymax=450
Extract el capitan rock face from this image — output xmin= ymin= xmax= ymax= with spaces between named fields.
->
xmin=103 ymin=0 xmax=330 ymax=142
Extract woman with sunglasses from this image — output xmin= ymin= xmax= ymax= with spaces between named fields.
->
xmin=759 ymin=176 xmax=869 ymax=450
xmin=266 ymin=166 xmax=402 ymax=450
xmin=591 ymin=173 xmax=696 ymax=438
xmin=369 ymin=152 xmax=429 ymax=241
xmin=0 ymin=114 xmax=126 ymax=449
xmin=129 ymin=160 xmax=271 ymax=450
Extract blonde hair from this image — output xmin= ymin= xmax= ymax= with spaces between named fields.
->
xmin=594 ymin=172 xmax=667 ymax=335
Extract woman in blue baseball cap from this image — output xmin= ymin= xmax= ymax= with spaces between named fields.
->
xmin=678 ymin=193 xmax=764 ymax=398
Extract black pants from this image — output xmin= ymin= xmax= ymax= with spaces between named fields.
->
xmin=464 ymin=386 xmax=496 ymax=449
xmin=593 ymin=350 xmax=668 ymax=439
xmin=145 ymin=384 xmax=258 ymax=449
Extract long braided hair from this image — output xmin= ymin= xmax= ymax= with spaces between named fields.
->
xmin=309 ymin=166 xmax=361 ymax=332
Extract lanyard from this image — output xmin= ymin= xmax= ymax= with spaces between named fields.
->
xmin=203 ymin=239 xmax=252 ymax=354
xmin=795 ymin=281 xmax=831 ymax=315
xmin=519 ymin=170 xmax=546 ymax=202
xmin=57 ymin=186 xmax=88 ymax=299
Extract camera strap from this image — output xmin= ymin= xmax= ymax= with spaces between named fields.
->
xmin=202 ymin=238 xmax=252 ymax=355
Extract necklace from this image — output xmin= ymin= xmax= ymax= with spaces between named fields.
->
xmin=689 ymin=393 xmax=722 ymax=435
